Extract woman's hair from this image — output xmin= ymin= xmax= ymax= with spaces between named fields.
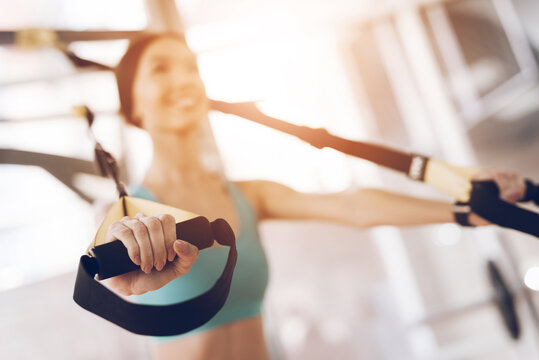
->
xmin=115 ymin=32 xmax=187 ymax=127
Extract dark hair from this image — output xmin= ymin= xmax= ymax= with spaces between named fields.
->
xmin=115 ymin=32 xmax=187 ymax=127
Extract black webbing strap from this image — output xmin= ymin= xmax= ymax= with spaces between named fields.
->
xmin=73 ymin=217 xmax=237 ymax=336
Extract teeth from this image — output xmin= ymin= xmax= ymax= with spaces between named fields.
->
xmin=168 ymin=96 xmax=198 ymax=109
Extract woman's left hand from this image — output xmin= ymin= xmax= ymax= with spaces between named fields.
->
xmin=467 ymin=169 xmax=526 ymax=226
xmin=472 ymin=168 xmax=527 ymax=204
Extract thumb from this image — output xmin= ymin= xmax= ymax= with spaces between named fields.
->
xmin=172 ymin=240 xmax=199 ymax=276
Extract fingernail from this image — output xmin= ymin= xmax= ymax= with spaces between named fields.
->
xmin=143 ymin=265 xmax=152 ymax=274
xmin=175 ymin=240 xmax=191 ymax=256
xmin=134 ymin=256 xmax=141 ymax=266
xmin=168 ymin=250 xmax=175 ymax=262
xmin=155 ymin=261 xmax=164 ymax=271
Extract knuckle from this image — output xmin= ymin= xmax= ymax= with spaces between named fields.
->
xmin=159 ymin=214 xmax=175 ymax=225
xmin=145 ymin=217 xmax=161 ymax=231
xmin=132 ymin=223 xmax=148 ymax=237
xmin=118 ymin=228 xmax=133 ymax=239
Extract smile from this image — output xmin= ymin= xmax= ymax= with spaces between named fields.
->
xmin=166 ymin=96 xmax=199 ymax=110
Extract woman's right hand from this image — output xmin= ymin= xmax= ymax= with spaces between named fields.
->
xmin=103 ymin=213 xmax=199 ymax=296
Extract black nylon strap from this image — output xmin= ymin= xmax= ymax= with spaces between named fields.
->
xmin=211 ymin=101 xmax=414 ymax=175
xmin=73 ymin=218 xmax=237 ymax=336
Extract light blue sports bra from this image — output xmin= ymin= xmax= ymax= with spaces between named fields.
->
xmin=130 ymin=182 xmax=269 ymax=341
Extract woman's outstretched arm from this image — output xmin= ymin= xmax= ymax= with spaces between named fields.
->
xmin=240 ymin=181 xmax=487 ymax=228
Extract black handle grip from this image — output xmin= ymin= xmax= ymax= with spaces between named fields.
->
xmin=89 ymin=216 xmax=235 ymax=280
xmin=470 ymin=181 xmax=539 ymax=238
xmin=90 ymin=240 xmax=139 ymax=279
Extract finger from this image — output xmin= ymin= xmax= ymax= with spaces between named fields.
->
xmin=105 ymin=222 xmax=141 ymax=266
xmin=138 ymin=215 xmax=167 ymax=271
xmin=475 ymin=170 xmax=508 ymax=193
xmin=172 ymin=240 xmax=199 ymax=276
xmin=517 ymin=180 xmax=526 ymax=200
xmin=501 ymin=174 xmax=519 ymax=202
xmin=158 ymin=214 xmax=177 ymax=262
xmin=508 ymin=173 xmax=526 ymax=202
xmin=473 ymin=170 xmax=526 ymax=203
xmin=494 ymin=172 xmax=517 ymax=202
xmin=123 ymin=219 xmax=153 ymax=274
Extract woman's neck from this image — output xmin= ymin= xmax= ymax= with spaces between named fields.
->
xmin=144 ymin=125 xmax=215 ymax=188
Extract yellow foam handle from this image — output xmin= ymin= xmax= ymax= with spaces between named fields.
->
xmin=424 ymin=159 xmax=479 ymax=202
xmin=88 ymin=196 xmax=198 ymax=253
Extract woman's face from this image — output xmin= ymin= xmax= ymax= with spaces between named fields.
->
xmin=132 ymin=37 xmax=209 ymax=133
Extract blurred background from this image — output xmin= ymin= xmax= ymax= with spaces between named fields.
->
xmin=1 ymin=0 xmax=538 ymax=359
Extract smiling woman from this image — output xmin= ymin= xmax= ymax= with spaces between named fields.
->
xmin=96 ymin=31 xmax=531 ymax=360
xmin=2 ymin=0 xmax=538 ymax=358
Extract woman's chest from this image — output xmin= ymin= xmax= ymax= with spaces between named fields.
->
xmin=151 ymin=185 xmax=242 ymax=235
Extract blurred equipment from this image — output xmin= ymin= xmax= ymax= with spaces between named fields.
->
xmin=0 ymin=28 xmax=137 ymax=72
xmin=0 ymin=147 xmax=99 ymax=203
xmin=414 ymin=260 xmax=521 ymax=339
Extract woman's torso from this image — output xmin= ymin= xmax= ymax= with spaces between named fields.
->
xmin=130 ymin=179 xmax=270 ymax=360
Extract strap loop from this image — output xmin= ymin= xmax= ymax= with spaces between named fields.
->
xmin=73 ymin=216 xmax=237 ymax=336
xmin=452 ymin=201 xmax=474 ymax=227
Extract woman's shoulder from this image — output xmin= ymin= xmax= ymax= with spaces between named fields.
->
xmin=231 ymin=180 xmax=269 ymax=217
xmin=232 ymin=180 xmax=297 ymax=220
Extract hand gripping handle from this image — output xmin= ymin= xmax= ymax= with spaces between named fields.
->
xmin=88 ymin=216 xmax=234 ymax=280
xmin=469 ymin=181 xmax=539 ymax=238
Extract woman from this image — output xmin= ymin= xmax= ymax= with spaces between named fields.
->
xmin=104 ymin=32 xmax=526 ymax=360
